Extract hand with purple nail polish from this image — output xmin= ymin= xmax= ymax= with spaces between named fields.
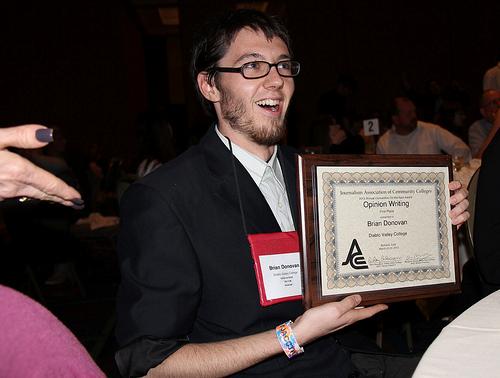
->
xmin=0 ymin=124 xmax=83 ymax=207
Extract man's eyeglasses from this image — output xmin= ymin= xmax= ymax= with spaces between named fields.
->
xmin=213 ymin=60 xmax=300 ymax=79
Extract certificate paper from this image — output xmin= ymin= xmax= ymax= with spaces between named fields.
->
xmin=297 ymin=155 xmax=460 ymax=307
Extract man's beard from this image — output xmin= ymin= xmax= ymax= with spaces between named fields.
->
xmin=220 ymin=89 xmax=287 ymax=146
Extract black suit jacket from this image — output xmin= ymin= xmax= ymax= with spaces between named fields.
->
xmin=473 ymin=130 xmax=500 ymax=295
xmin=115 ymin=127 xmax=351 ymax=377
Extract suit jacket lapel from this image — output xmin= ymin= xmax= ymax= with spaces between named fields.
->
xmin=201 ymin=128 xmax=281 ymax=234
xmin=278 ymin=146 xmax=299 ymax=230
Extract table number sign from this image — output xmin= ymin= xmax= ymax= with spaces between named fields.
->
xmin=363 ymin=118 xmax=380 ymax=136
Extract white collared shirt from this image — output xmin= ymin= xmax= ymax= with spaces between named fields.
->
xmin=216 ymin=125 xmax=295 ymax=232
xmin=376 ymin=121 xmax=471 ymax=162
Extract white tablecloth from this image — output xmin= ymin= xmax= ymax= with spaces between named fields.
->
xmin=413 ymin=290 xmax=500 ymax=377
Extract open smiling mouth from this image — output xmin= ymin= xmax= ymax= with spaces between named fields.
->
xmin=256 ymin=99 xmax=281 ymax=113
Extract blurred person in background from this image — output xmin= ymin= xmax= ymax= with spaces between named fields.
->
xmin=313 ymin=115 xmax=365 ymax=154
xmin=468 ymin=89 xmax=500 ymax=158
xmin=377 ymin=96 xmax=471 ymax=162
xmin=318 ymin=74 xmax=359 ymax=134
xmin=113 ymin=111 xmax=177 ymax=202
xmin=135 ymin=111 xmax=176 ymax=178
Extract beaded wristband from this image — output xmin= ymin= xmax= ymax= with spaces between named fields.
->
xmin=276 ymin=320 xmax=304 ymax=358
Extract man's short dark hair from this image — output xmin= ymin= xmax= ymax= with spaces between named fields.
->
xmin=191 ymin=9 xmax=292 ymax=117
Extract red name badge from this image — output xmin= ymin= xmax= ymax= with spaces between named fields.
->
xmin=247 ymin=231 xmax=303 ymax=307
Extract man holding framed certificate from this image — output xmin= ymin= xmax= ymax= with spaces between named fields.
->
xmin=115 ymin=9 xmax=470 ymax=377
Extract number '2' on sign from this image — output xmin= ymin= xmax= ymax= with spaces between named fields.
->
xmin=363 ymin=118 xmax=380 ymax=136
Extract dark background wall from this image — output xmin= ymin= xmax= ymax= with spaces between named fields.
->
xmin=1 ymin=0 xmax=498 ymax=158
xmin=2 ymin=0 xmax=147 ymax=159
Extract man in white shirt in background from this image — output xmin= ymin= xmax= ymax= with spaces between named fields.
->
xmin=468 ymin=89 xmax=500 ymax=158
xmin=377 ymin=96 xmax=471 ymax=162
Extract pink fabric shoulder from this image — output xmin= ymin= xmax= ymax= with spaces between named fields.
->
xmin=0 ymin=285 xmax=105 ymax=378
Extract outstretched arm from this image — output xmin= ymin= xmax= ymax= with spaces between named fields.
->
xmin=0 ymin=124 xmax=82 ymax=207
xmin=147 ymin=296 xmax=387 ymax=377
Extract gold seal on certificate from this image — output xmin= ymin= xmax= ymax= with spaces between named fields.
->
xmin=297 ymin=154 xmax=460 ymax=307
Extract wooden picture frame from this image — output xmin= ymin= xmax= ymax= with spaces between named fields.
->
xmin=297 ymin=154 xmax=461 ymax=308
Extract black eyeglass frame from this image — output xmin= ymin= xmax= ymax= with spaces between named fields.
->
xmin=212 ymin=60 xmax=300 ymax=80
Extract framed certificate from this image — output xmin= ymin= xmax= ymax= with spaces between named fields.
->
xmin=297 ymin=154 xmax=460 ymax=308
